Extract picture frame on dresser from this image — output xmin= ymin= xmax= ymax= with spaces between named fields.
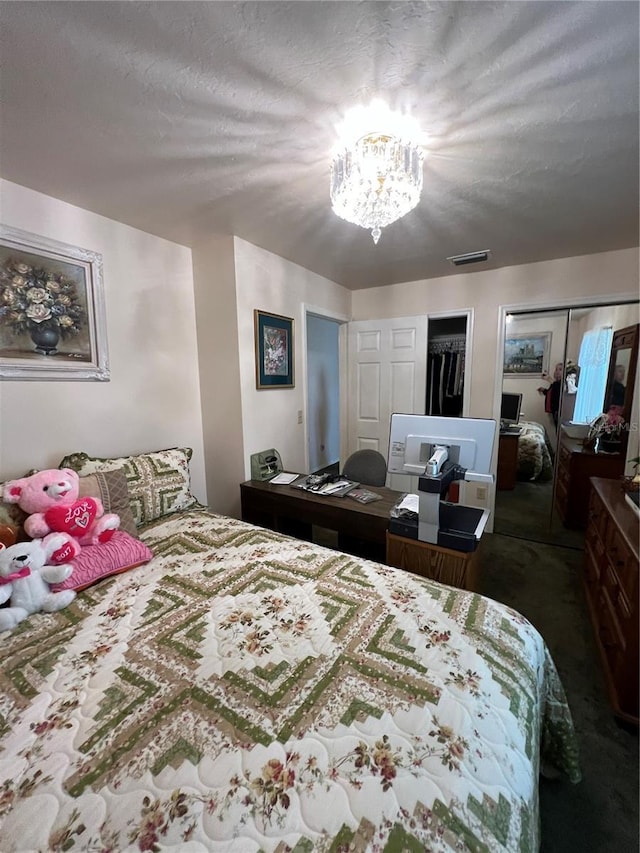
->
xmin=0 ymin=225 xmax=110 ymax=381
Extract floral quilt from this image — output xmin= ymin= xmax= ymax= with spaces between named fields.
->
xmin=0 ymin=509 xmax=580 ymax=852
xmin=517 ymin=421 xmax=554 ymax=482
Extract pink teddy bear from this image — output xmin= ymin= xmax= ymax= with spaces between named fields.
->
xmin=3 ymin=468 xmax=120 ymax=565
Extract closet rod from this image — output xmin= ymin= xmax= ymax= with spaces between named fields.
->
xmin=428 ymin=334 xmax=466 ymax=353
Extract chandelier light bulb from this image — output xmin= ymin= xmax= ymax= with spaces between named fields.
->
xmin=330 ymin=101 xmax=424 ymax=244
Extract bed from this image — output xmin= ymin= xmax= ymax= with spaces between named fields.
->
xmin=516 ymin=421 xmax=554 ymax=482
xmin=0 ymin=449 xmax=580 ymax=852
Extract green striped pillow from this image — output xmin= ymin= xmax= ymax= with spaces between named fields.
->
xmin=59 ymin=447 xmax=198 ymax=527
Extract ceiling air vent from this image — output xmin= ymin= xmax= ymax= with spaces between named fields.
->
xmin=446 ymin=250 xmax=491 ymax=267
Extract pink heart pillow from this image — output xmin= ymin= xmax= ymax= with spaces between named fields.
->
xmin=45 ymin=498 xmax=99 ymax=537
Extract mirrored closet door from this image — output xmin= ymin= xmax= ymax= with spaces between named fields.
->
xmin=494 ymin=301 xmax=639 ymax=548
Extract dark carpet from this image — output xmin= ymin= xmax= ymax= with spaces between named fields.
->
xmin=494 ymin=479 xmax=585 ymax=551
xmin=478 ymin=533 xmax=639 ymax=853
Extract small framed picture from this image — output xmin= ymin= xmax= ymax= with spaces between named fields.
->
xmin=503 ymin=332 xmax=551 ymax=375
xmin=0 ymin=225 xmax=110 ymax=381
xmin=254 ymin=309 xmax=294 ymax=389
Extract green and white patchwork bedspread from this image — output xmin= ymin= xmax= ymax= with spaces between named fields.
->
xmin=0 ymin=510 xmax=580 ymax=852
xmin=517 ymin=422 xmax=554 ymax=482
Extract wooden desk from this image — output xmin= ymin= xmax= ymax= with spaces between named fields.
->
xmin=241 ymin=479 xmax=482 ymax=590
xmin=497 ymin=430 xmax=520 ymax=490
xmin=240 ymin=479 xmax=400 ymax=560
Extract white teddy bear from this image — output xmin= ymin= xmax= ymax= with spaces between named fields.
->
xmin=0 ymin=535 xmax=76 ymax=632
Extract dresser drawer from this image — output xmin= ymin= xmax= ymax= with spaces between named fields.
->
xmin=587 ymin=490 xmax=608 ymax=540
xmin=617 ymin=587 xmax=634 ymax=623
xmin=555 ymin=477 xmax=568 ymax=507
xmin=584 ymin=539 xmax=601 ymax=586
xmin=602 ymin=561 xmax=624 ymax=611
xmin=583 ymin=476 xmax=639 ymax=725
xmin=556 ymin=465 xmax=571 ymax=487
xmin=597 ymin=586 xmax=627 ymax=671
xmin=558 ymin=442 xmax=572 ymax=467
xmin=606 ymin=526 xmax=638 ymax=604
xmin=586 ymin=519 xmax=607 ymax=574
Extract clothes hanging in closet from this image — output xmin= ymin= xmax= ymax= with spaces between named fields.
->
xmin=427 ymin=338 xmax=465 ymax=416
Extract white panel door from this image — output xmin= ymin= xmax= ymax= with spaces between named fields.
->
xmin=347 ymin=316 xmax=428 ymax=489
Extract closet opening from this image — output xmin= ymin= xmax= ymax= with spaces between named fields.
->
xmin=426 ymin=313 xmax=471 ymax=504
xmin=426 ymin=315 xmax=468 ymax=418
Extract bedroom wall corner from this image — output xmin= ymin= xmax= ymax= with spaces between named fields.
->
xmin=233 ymin=238 xmax=351 ymax=479
xmin=192 ymin=234 xmax=245 ymax=517
xmin=351 ymin=248 xmax=639 ymax=422
xmin=0 ymin=179 xmax=207 ymax=502
xmin=350 ymin=247 xmax=639 ymax=526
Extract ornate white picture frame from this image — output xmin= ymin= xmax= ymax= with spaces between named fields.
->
xmin=0 ymin=225 xmax=110 ymax=381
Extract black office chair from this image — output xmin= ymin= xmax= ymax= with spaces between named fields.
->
xmin=342 ymin=449 xmax=387 ymax=486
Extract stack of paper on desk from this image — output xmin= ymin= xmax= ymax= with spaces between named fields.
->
xmin=291 ymin=475 xmax=358 ymax=496
xmin=315 ymin=479 xmax=358 ymax=496
xmin=269 ymin=472 xmax=300 ymax=485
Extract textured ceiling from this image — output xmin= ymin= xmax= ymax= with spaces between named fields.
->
xmin=0 ymin=1 xmax=638 ymax=289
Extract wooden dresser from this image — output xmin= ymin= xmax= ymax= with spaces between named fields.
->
xmin=554 ymin=434 xmax=626 ymax=528
xmin=583 ymin=477 xmax=639 ymax=725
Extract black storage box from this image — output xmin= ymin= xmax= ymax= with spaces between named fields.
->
xmin=388 ymin=503 xmax=485 ymax=553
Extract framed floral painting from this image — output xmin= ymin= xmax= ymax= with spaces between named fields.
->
xmin=254 ymin=309 xmax=294 ymax=389
xmin=0 ymin=225 xmax=109 ymax=380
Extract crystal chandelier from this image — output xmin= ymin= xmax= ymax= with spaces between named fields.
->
xmin=330 ymin=101 xmax=424 ymax=244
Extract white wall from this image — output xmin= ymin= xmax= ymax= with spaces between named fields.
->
xmin=234 ymin=238 xmax=351 ymax=478
xmin=192 ymin=234 xmax=244 ymax=517
xmin=574 ymin=303 xmax=639 ymax=341
xmin=0 ymin=180 xmax=207 ymax=502
xmin=352 ymin=249 xmax=639 ymax=420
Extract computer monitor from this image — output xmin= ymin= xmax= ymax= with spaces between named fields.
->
xmin=388 ymin=414 xmax=496 ymax=477
xmin=500 ymin=392 xmax=522 ymax=425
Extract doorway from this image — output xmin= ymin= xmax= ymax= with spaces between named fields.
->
xmin=426 ymin=314 xmax=469 ymax=417
xmin=306 ymin=313 xmax=342 ymax=474
xmin=494 ymin=300 xmax=639 ymax=548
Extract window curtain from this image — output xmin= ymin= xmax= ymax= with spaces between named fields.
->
xmin=572 ymin=327 xmax=613 ymax=424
